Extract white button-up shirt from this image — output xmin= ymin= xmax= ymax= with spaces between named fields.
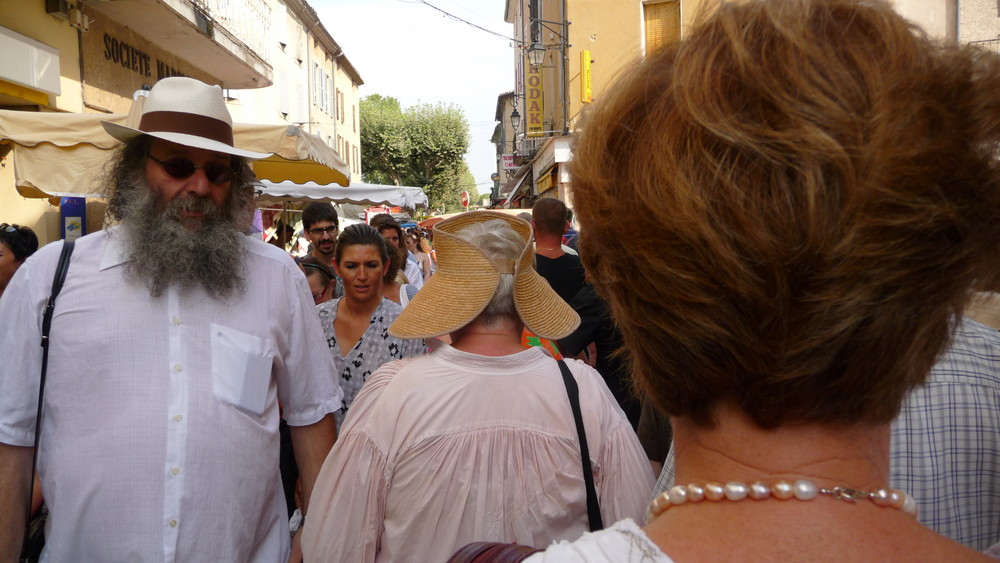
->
xmin=0 ymin=227 xmax=342 ymax=562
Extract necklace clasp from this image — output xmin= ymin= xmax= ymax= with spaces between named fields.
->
xmin=823 ymin=486 xmax=869 ymax=502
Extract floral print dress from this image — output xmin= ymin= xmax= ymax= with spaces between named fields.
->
xmin=317 ymin=297 xmax=425 ymax=427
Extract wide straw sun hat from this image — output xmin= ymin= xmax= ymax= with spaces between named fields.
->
xmin=101 ymin=76 xmax=271 ymax=160
xmin=389 ymin=211 xmax=580 ymax=340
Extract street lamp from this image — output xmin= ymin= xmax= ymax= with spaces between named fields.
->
xmin=510 ymin=107 xmax=521 ymax=131
xmin=527 ymin=43 xmax=547 ymax=68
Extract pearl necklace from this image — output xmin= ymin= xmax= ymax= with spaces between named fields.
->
xmin=648 ymin=479 xmax=918 ymax=518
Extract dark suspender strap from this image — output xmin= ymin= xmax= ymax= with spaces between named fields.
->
xmin=23 ymin=240 xmax=74 ymax=551
xmin=557 ymin=359 xmax=604 ymax=532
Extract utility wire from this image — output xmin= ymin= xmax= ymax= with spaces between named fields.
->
xmin=407 ymin=0 xmax=519 ymax=44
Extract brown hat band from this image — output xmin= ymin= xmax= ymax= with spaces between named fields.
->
xmin=139 ymin=111 xmax=234 ymax=146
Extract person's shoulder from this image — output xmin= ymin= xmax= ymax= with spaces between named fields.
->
xmin=378 ymin=297 xmax=405 ymax=317
xmin=927 ymin=316 xmax=1000 ymax=389
xmin=22 ymin=229 xmax=110 ymax=271
xmin=245 ymin=235 xmax=299 ymax=270
xmin=549 ymin=252 xmax=582 ymax=267
xmin=561 ymin=357 xmax=614 ymax=392
xmin=404 ymin=283 xmax=419 ymax=299
xmin=523 ymin=519 xmax=672 ymax=563
xmin=958 ymin=316 xmax=1000 ymax=344
xmin=317 ymin=297 xmax=340 ymax=318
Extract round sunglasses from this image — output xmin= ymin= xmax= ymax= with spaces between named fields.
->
xmin=148 ymin=154 xmax=235 ymax=184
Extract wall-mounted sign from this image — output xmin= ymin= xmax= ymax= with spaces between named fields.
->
xmin=81 ymin=7 xmax=213 ymax=113
xmin=581 ymin=50 xmax=592 ymax=103
xmin=501 ymin=154 xmax=517 ymax=170
xmin=526 ymin=57 xmax=544 ymax=138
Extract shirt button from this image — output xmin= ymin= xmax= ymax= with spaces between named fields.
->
xmin=171 ymin=467 xmax=180 ymax=476
xmin=169 ymin=519 xmax=177 ymax=528
xmin=173 ymin=414 xmax=183 ymax=422
xmin=172 ymin=317 xmax=181 ymax=325
xmin=174 ymin=364 xmax=183 ymax=372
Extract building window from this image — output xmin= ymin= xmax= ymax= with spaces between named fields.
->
xmin=311 ymin=63 xmax=318 ymax=106
xmin=352 ymin=104 xmax=357 ymax=133
xmin=644 ymin=1 xmax=680 ymax=55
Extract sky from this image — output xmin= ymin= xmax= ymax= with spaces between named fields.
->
xmin=312 ymin=0 xmax=515 ymax=197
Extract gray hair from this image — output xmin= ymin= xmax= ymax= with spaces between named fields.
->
xmin=455 ymin=219 xmax=523 ymax=328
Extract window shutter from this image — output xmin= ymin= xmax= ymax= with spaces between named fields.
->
xmin=644 ymin=1 xmax=680 ymax=54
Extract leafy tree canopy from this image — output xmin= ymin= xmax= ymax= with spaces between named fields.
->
xmin=360 ymin=95 xmax=477 ymax=213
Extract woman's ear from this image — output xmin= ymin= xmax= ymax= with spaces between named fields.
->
xmin=322 ymin=280 xmax=336 ymax=302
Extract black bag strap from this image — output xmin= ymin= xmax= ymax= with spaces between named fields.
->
xmin=557 ymin=359 xmax=604 ymax=532
xmin=23 ymin=240 xmax=74 ymax=551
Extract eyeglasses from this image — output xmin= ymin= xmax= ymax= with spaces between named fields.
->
xmin=148 ymin=154 xmax=235 ymax=184
xmin=307 ymin=226 xmax=338 ymax=236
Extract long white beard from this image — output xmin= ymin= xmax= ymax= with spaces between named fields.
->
xmin=119 ymin=179 xmax=250 ymax=300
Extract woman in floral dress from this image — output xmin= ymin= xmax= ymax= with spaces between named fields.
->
xmin=316 ymin=224 xmax=425 ymax=427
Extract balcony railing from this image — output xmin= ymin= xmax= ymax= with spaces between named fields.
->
xmin=969 ymin=38 xmax=1000 ymax=53
xmin=192 ymin=0 xmax=271 ymax=62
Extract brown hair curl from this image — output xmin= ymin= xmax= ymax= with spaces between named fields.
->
xmin=572 ymin=0 xmax=1000 ymax=429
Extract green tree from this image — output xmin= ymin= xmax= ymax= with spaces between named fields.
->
xmin=360 ymin=95 xmax=474 ymax=212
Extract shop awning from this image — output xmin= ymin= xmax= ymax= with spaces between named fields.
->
xmin=0 ymin=109 xmax=350 ymax=200
xmin=500 ymin=166 xmax=532 ymax=208
xmin=256 ymin=180 xmax=427 ymax=209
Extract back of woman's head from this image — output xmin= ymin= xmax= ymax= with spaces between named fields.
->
xmin=335 ymin=224 xmax=388 ymax=264
xmin=384 ymin=243 xmax=406 ymax=284
xmin=572 ymin=0 xmax=1000 ymax=429
xmin=455 ymin=219 xmax=524 ymax=326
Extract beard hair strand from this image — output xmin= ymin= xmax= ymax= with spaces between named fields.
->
xmin=118 ymin=176 xmax=251 ymax=301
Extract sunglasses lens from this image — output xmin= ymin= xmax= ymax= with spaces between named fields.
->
xmin=204 ymin=163 xmax=234 ymax=184
xmin=161 ymin=158 xmax=196 ymax=179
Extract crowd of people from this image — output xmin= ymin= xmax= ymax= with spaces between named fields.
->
xmin=2 ymin=0 xmax=1000 ymax=561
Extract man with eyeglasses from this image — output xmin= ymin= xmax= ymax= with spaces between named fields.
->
xmin=0 ymin=77 xmax=341 ymax=562
xmin=298 ymin=202 xmax=343 ymax=301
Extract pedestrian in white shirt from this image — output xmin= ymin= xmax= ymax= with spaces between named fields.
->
xmin=0 ymin=77 xmax=341 ymax=562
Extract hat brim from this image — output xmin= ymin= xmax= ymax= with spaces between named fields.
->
xmin=101 ymin=121 xmax=272 ymax=160
xmin=389 ymin=210 xmax=580 ymax=341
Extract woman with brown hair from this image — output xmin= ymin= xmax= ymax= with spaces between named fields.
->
xmin=380 ymin=243 xmax=419 ymax=307
xmin=316 ymin=224 xmax=425 ymax=427
xmin=405 ymin=231 xmax=432 ymax=282
xmin=480 ymin=0 xmax=1000 ymax=560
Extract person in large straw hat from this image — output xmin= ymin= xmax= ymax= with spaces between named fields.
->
xmin=303 ymin=211 xmax=654 ymax=562
xmin=0 ymin=76 xmax=341 ymax=561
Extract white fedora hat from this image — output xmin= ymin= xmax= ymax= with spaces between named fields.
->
xmin=102 ymin=77 xmax=271 ymax=160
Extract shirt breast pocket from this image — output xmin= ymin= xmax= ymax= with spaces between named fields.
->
xmin=210 ymin=323 xmax=275 ymax=416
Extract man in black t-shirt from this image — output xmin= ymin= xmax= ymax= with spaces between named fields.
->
xmin=533 ymin=198 xmax=640 ymax=428
xmin=531 ymin=198 xmax=585 ymax=302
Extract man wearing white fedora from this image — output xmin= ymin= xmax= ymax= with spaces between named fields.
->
xmin=0 ymin=77 xmax=341 ymax=562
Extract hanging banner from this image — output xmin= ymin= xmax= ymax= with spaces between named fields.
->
xmin=526 ymin=57 xmax=544 ymax=138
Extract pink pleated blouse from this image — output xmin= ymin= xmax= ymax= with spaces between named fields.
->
xmin=303 ymin=344 xmax=655 ymax=563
